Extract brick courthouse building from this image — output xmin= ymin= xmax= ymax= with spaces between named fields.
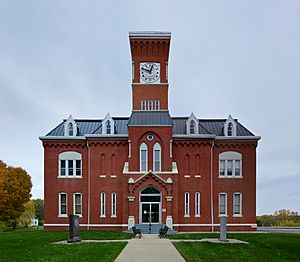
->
xmin=40 ymin=32 xmax=260 ymax=232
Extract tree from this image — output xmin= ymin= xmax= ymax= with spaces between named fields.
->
xmin=33 ymin=199 xmax=44 ymax=225
xmin=0 ymin=160 xmax=32 ymax=229
xmin=18 ymin=200 xmax=35 ymax=227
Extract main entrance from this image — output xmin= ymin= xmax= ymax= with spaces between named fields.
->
xmin=139 ymin=187 xmax=161 ymax=224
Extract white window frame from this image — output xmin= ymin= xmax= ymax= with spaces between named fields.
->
xmin=148 ymin=100 xmax=153 ymax=110
xmin=184 ymin=192 xmax=190 ymax=217
xmin=100 ymin=192 xmax=106 ymax=218
xmin=219 ymin=192 xmax=227 ymax=217
xmin=195 ymin=192 xmax=201 ymax=217
xmin=73 ymin=193 xmax=82 ymax=217
xmin=111 ymin=192 xmax=117 ymax=218
xmin=58 ymin=192 xmax=68 ymax=217
xmin=219 ymin=151 xmax=242 ymax=178
xmin=154 ymin=100 xmax=160 ymax=110
xmin=224 ymin=115 xmax=237 ymax=136
xmin=140 ymin=142 xmax=148 ymax=172
xmin=153 ymin=142 xmax=161 ymax=172
xmin=58 ymin=151 xmax=82 ymax=178
xmin=233 ymin=192 xmax=242 ymax=217
xmin=141 ymin=100 xmax=146 ymax=110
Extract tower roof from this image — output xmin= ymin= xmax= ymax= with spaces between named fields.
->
xmin=129 ymin=31 xmax=171 ymax=39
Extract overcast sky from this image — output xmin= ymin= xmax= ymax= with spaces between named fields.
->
xmin=0 ymin=0 xmax=299 ymax=215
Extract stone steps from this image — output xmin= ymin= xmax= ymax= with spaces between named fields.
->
xmin=128 ymin=224 xmax=176 ymax=234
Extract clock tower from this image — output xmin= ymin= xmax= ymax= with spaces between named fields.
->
xmin=129 ymin=32 xmax=171 ymax=111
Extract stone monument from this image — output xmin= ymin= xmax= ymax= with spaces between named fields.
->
xmin=67 ymin=215 xmax=81 ymax=243
xmin=219 ymin=216 xmax=229 ymax=242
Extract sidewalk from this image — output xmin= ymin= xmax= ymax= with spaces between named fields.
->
xmin=115 ymin=234 xmax=185 ymax=262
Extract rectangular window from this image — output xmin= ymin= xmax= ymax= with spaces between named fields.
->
xmin=233 ymin=193 xmax=242 ymax=216
xmin=219 ymin=160 xmax=225 ymax=176
xmin=141 ymin=100 xmax=146 ymax=110
xmin=76 ymin=160 xmax=81 ymax=176
xmin=148 ymin=100 xmax=153 ymax=110
xmin=111 ymin=192 xmax=116 ymax=217
xmin=195 ymin=192 xmax=200 ymax=217
xmin=60 ymin=160 xmax=66 ymax=176
xmin=100 ymin=192 xmax=106 ymax=217
xmin=234 ymin=160 xmax=241 ymax=176
xmin=227 ymin=160 xmax=233 ymax=176
xmin=68 ymin=160 xmax=74 ymax=176
xmin=219 ymin=193 xmax=227 ymax=216
xmin=154 ymin=150 xmax=160 ymax=172
xmin=184 ymin=192 xmax=190 ymax=217
xmin=59 ymin=193 xmax=67 ymax=216
xmin=141 ymin=150 xmax=147 ymax=172
xmin=74 ymin=193 xmax=82 ymax=216
xmin=154 ymin=100 xmax=160 ymax=110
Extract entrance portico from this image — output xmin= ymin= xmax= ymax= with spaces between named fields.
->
xmin=140 ymin=187 xmax=161 ymax=224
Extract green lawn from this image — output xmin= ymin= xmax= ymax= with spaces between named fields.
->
xmin=170 ymin=233 xmax=300 ymax=262
xmin=0 ymin=228 xmax=131 ymax=261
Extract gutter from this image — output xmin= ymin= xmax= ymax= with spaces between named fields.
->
xmin=87 ymin=140 xmax=90 ymax=230
xmin=211 ymin=140 xmax=215 ymax=232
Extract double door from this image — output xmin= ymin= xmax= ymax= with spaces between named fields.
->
xmin=141 ymin=202 xmax=160 ymax=224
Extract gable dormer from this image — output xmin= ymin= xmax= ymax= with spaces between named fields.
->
xmin=186 ymin=113 xmax=199 ymax=135
xmin=64 ymin=115 xmax=77 ymax=137
xmin=102 ymin=113 xmax=115 ymax=135
xmin=224 ymin=115 xmax=237 ymax=136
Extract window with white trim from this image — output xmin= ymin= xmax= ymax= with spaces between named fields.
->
xmin=195 ymin=192 xmax=200 ymax=217
xmin=184 ymin=192 xmax=190 ymax=217
xmin=190 ymin=120 xmax=195 ymax=134
xmin=68 ymin=123 xmax=74 ymax=136
xmin=148 ymin=100 xmax=153 ymax=110
xmin=233 ymin=192 xmax=242 ymax=216
xmin=106 ymin=121 xmax=111 ymax=134
xmin=111 ymin=192 xmax=116 ymax=217
xmin=153 ymin=142 xmax=161 ymax=172
xmin=100 ymin=192 xmax=106 ymax=217
xmin=141 ymin=100 xmax=146 ymax=110
xmin=154 ymin=100 xmax=160 ymax=110
xmin=140 ymin=142 xmax=148 ymax=172
xmin=59 ymin=151 xmax=82 ymax=177
xmin=228 ymin=122 xmax=233 ymax=136
xmin=59 ymin=193 xmax=67 ymax=216
xmin=219 ymin=193 xmax=227 ymax=216
xmin=219 ymin=151 xmax=242 ymax=177
xmin=73 ymin=193 xmax=82 ymax=216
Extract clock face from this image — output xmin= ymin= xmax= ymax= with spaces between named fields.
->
xmin=140 ymin=62 xmax=160 ymax=84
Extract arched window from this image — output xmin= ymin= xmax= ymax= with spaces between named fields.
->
xmin=153 ymin=142 xmax=161 ymax=172
xmin=106 ymin=121 xmax=111 ymax=134
xmin=154 ymin=100 xmax=160 ymax=110
xmin=148 ymin=100 xmax=153 ymax=110
xmin=141 ymin=100 xmax=146 ymax=110
xmin=59 ymin=151 xmax=82 ymax=177
xmin=140 ymin=143 xmax=148 ymax=172
xmin=228 ymin=123 xmax=233 ymax=136
xmin=190 ymin=120 xmax=195 ymax=134
xmin=68 ymin=123 xmax=74 ymax=136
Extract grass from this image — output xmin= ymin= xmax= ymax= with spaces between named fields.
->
xmin=170 ymin=233 xmax=300 ymax=262
xmin=0 ymin=228 xmax=131 ymax=261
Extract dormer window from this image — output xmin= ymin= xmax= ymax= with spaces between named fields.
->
xmin=228 ymin=123 xmax=233 ymax=136
xmin=68 ymin=123 xmax=74 ymax=136
xmin=102 ymin=113 xmax=115 ymax=135
xmin=224 ymin=115 xmax=237 ymax=136
xmin=64 ymin=115 xmax=77 ymax=137
xmin=106 ymin=121 xmax=111 ymax=134
xmin=190 ymin=120 xmax=195 ymax=134
xmin=186 ymin=113 xmax=199 ymax=135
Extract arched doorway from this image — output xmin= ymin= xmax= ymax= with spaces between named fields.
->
xmin=139 ymin=187 xmax=161 ymax=224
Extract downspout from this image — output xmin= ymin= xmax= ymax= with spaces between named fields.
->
xmin=210 ymin=140 xmax=215 ymax=232
xmin=87 ymin=140 xmax=90 ymax=230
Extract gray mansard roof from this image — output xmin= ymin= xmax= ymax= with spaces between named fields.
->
xmin=45 ymin=112 xmax=254 ymax=137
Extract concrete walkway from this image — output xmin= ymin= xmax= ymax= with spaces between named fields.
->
xmin=115 ymin=234 xmax=185 ymax=262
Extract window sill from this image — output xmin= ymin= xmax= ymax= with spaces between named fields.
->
xmin=233 ymin=214 xmax=243 ymax=217
xmin=218 ymin=176 xmax=243 ymax=179
xmin=111 ymin=215 xmax=117 ymax=218
xmin=58 ymin=215 xmax=68 ymax=218
xmin=100 ymin=215 xmax=106 ymax=218
xmin=195 ymin=215 xmax=201 ymax=218
xmin=57 ymin=176 xmax=83 ymax=179
xmin=218 ymin=214 xmax=228 ymax=217
xmin=74 ymin=214 xmax=82 ymax=218
xmin=184 ymin=215 xmax=190 ymax=218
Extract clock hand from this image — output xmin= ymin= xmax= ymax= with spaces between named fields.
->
xmin=149 ymin=64 xmax=154 ymax=74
